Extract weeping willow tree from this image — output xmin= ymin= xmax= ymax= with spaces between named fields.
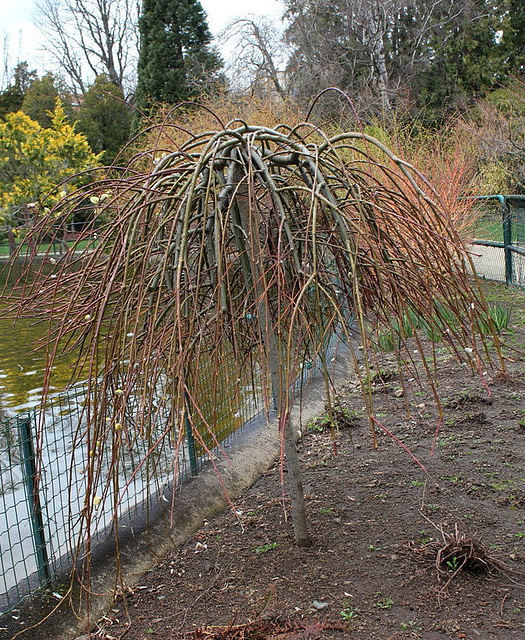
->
xmin=11 ymin=119 xmax=503 ymax=578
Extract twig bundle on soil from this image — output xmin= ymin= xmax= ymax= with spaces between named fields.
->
xmin=188 ymin=617 xmax=343 ymax=639
xmin=436 ymin=525 xmax=498 ymax=577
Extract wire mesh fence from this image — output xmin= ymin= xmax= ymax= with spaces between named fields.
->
xmin=0 ymin=334 xmax=341 ymax=616
xmin=0 ymin=365 xmax=263 ymax=614
xmin=0 ymin=413 xmax=39 ymax=609
xmin=469 ymin=195 xmax=525 ymax=288
xmin=1 ymin=392 xmax=156 ymax=612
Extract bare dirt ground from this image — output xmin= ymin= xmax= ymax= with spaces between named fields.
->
xmin=93 ymin=281 xmax=525 ymax=640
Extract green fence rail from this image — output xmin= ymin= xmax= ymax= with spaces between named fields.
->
xmin=0 ymin=220 xmax=99 ymax=260
xmin=470 ymin=195 xmax=525 ymax=288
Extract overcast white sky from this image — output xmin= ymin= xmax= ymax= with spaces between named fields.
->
xmin=1 ymin=0 xmax=284 ymax=78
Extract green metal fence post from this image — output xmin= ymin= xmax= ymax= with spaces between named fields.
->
xmin=502 ymin=198 xmax=514 ymax=286
xmin=18 ymin=414 xmax=51 ymax=587
xmin=184 ymin=394 xmax=198 ymax=476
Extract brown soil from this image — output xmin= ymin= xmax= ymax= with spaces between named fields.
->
xmin=94 ymin=281 xmax=525 ymax=640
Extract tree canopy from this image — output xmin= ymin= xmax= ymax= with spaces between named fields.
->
xmin=282 ymin=0 xmax=520 ymax=121
xmin=35 ymin=0 xmax=139 ymax=94
xmin=13 ymin=118 xmax=502 ymax=556
xmin=136 ymin=0 xmax=223 ymax=111
xmin=21 ymin=73 xmax=74 ymax=128
xmin=75 ymin=74 xmax=133 ymax=162
xmin=0 ymin=63 xmax=38 ymax=121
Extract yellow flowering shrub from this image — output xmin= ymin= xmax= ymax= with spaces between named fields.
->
xmin=0 ymin=101 xmax=100 ymax=210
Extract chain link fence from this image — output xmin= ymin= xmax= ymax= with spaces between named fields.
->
xmin=469 ymin=195 xmax=525 ymax=288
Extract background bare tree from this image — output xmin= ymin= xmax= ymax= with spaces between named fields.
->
xmin=1 ymin=32 xmax=10 ymax=90
xmin=221 ymin=17 xmax=289 ymax=99
xmin=283 ymin=0 xmax=486 ymax=118
xmin=35 ymin=0 xmax=139 ymax=95
xmin=457 ymin=79 xmax=525 ymax=194
xmin=284 ymin=0 xmax=404 ymax=112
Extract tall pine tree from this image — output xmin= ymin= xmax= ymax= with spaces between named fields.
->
xmin=136 ymin=0 xmax=222 ymax=111
xmin=503 ymin=0 xmax=525 ymax=73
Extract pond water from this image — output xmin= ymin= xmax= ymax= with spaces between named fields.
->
xmin=0 ymin=261 xmax=78 ymax=411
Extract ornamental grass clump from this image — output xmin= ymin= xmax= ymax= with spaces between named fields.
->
xmin=8 ymin=117 xmax=504 ymax=586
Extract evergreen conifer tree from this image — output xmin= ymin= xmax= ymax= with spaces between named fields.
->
xmin=136 ymin=0 xmax=222 ymax=111
xmin=503 ymin=0 xmax=525 ymax=72
xmin=21 ymin=74 xmax=74 ymax=128
xmin=76 ymin=74 xmax=132 ymax=162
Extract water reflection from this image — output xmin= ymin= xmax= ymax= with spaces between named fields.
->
xmin=0 ymin=260 xmax=78 ymax=410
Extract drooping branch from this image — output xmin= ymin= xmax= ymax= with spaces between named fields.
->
xmin=7 ymin=120 xmax=504 ymax=579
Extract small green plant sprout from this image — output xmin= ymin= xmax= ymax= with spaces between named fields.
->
xmin=446 ymin=556 xmax=460 ymax=572
xmin=254 ymin=542 xmax=278 ymax=554
xmin=400 ymin=620 xmax=422 ymax=632
xmin=377 ymin=328 xmax=396 ymax=352
xmin=442 ymin=474 xmax=462 ymax=484
xmin=514 ymin=532 xmax=525 ymax=540
xmin=411 ymin=480 xmax=425 ymax=487
xmin=377 ymin=313 xmax=416 ymax=352
xmin=368 ymin=543 xmax=381 ymax=551
xmin=375 ymin=593 xmax=394 ymax=609
xmin=417 ymin=530 xmax=432 ymax=545
xmin=308 ymin=405 xmax=361 ymax=432
xmin=306 ymin=416 xmax=328 ymax=432
xmin=490 ymin=480 xmax=511 ymax=492
xmin=436 ymin=434 xmax=456 ymax=447
xmin=417 ymin=300 xmax=456 ymax=342
xmin=307 ymin=412 xmax=336 ymax=432
xmin=340 ymin=407 xmax=362 ymax=421
xmin=518 ymin=417 xmax=525 ymax=429
xmin=319 ymin=507 xmax=334 ymax=514
xmin=340 ymin=603 xmax=358 ymax=622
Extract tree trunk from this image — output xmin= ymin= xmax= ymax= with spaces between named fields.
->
xmin=264 ymin=310 xmax=312 ymax=548
xmin=282 ymin=413 xmax=312 ymax=547
xmin=232 ymin=159 xmax=312 ymax=548
xmin=362 ymin=11 xmax=391 ymax=113
xmin=7 ymin=228 xmax=16 ymax=257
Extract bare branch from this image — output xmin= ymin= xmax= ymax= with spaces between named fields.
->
xmin=35 ymin=0 xmax=138 ymax=94
xmin=221 ymin=17 xmax=290 ymax=98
